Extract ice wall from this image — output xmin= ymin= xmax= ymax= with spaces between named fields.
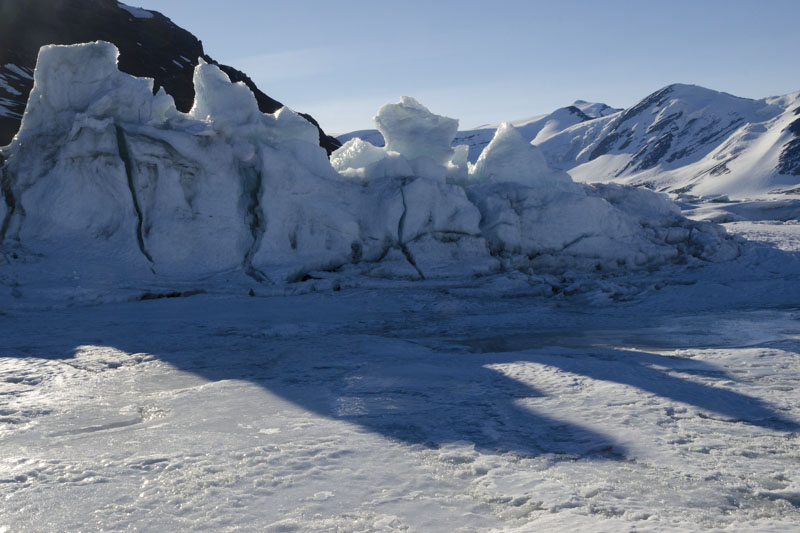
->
xmin=0 ymin=42 xmax=740 ymax=294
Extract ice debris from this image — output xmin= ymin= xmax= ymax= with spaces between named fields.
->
xmin=0 ymin=42 xmax=740 ymax=292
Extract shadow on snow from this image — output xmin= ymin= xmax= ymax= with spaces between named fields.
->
xmin=1 ymin=293 xmax=798 ymax=459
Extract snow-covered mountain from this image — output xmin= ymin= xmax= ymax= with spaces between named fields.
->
xmin=539 ymin=84 xmax=800 ymax=198
xmin=0 ymin=0 xmax=340 ymax=153
xmin=340 ymin=84 xmax=800 ymax=199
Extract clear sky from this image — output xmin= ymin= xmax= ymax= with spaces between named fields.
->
xmin=131 ymin=0 xmax=799 ymax=134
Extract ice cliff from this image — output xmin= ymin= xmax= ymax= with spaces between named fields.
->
xmin=0 ymin=42 xmax=739 ymax=294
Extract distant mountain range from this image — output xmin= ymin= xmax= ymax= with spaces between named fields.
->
xmin=341 ymin=85 xmax=800 ymax=198
xmin=541 ymin=84 xmax=800 ymax=198
xmin=0 ymin=0 xmax=341 ymax=153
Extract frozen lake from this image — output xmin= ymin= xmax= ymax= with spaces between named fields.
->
xmin=2 ymin=219 xmax=800 ymax=531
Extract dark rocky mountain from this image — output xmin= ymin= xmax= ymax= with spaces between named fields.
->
xmin=0 ymin=0 xmax=341 ymax=153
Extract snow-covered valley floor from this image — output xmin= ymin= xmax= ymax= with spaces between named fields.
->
xmin=2 ymin=216 xmax=800 ymax=532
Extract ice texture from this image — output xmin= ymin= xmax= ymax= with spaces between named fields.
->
xmin=468 ymin=122 xmax=575 ymax=190
xmin=15 ymin=42 xmax=173 ymax=138
xmin=190 ymin=58 xmax=319 ymax=147
xmin=333 ymin=97 xmax=463 ymax=183
xmin=0 ymin=42 xmax=740 ymax=294
xmin=376 ymin=96 xmax=458 ymax=166
xmin=330 ymin=138 xmax=412 ymax=181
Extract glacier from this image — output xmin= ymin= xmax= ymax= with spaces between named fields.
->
xmin=0 ymin=42 xmax=739 ymax=300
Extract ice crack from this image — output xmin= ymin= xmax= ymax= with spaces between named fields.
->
xmin=240 ymin=164 xmax=268 ymax=282
xmin=114 ymin=125 xmax=153 ymax=265
xmin=397 ymin=182 xmax=425 ymax=280
xmin=561 ymin=232 xmax=596 ymax=250
xmin=0 ymin=160 xmax=17 ymax=243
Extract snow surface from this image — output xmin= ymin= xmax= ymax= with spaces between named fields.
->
xmin=1 ymin=218 xmax=799 ymax=532
xmin=572 ymin=99 xmax=620 ymax=118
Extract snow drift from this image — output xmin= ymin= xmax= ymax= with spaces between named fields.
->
xmin=0 ymin=42 xmax=739 ymax=292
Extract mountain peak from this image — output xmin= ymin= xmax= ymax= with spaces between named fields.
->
xmin=571 ymin=100 xmax=621 ymax=119
xmin=648 ymin=83 xmax=756 ymax=107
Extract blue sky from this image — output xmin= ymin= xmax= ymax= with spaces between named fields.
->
xmin=133 ymin=0 xmax=799 ymax=134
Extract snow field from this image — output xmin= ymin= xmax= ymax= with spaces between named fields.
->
xmin=1 ymin=268 xmax=799 ymax=531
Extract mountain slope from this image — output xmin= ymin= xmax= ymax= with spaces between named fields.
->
xmin=538 ymin=84 xmax=800 ymax=198
xmin=0 ymin=0 xmax=341 ymax=153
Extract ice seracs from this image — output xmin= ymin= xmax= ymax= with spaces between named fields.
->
xmin=468 ymin=122 xmax=575 ymax=190
xmin=190 ymin=58 xmax=320 ymax=147
xmin=16 ymin=42 xmax=175 ymax=139
xmin=374 ymin=96 xmax=459 ymax=181
xmin=330 ymin=137 xmax=413 ymax=181
xmin=334 ymin=98 xmax=738 ymax=273
xmin=0 ymin=42 xmax=741 ymax=297
xmin=332 ymin=96 xmax=467 ymax=183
